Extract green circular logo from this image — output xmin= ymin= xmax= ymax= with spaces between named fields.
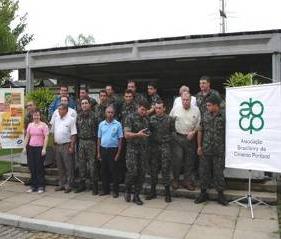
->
xmin=239 ymin=98 xmax=264 ymax=134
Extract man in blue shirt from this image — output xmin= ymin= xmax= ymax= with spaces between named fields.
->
xmin=97 ymin=105 xmax=123 ymax=198
xmin=48 ymin=85 xmax=76 ymax=120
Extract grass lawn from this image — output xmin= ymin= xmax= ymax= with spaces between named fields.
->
xmin=0 ymin=160 xmax=11 ymax=177
xmin=0 ymin=148 xmax=22 ymax=156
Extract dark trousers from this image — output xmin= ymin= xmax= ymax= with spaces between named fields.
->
xmin=172 ymin=134 xmax=195 ymax=182
xmin=100 ymin=147 xmax=119 ymax=193
xmin=27 ymin=146 xmax=45 ymax=189
xmin=200 ymin=154 xmax=225 ymax=192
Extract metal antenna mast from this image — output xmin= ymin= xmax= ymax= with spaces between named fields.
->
xmin=220 ymin=0 xmax=227 ymax=33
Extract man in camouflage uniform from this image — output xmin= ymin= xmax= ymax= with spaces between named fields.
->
xmin=95 ymin=90 xmax=109 ymax=124
xmin=118 ymin=89 xmax=137 ymax=181
xmin=195 ymin=75 xmax=224 ymax=116
xmin=124 ymin=101 xmax=150 ymax=205
xmin=75 ymin=98 xmax=99 ymax=195
xmin=119 ymin=89 xmax=137 ymax=125
xmin=127 ymin=80 xmax=146 ymax=105
xmin=105 ymin=84 xmax=121 ymax=116
xmin=146 ymin=82 xmax=161 ymax=116
xmin=195 ymin=95 xmax=228 ymax=206
xmin=146 ymin=100 xmax=174 ymax=202
xmin=76 ymin=87 xmax=97 ymax=113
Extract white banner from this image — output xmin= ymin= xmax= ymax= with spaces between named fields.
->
xmin=225 ymin=83 xmax=281 ymax=173
xmin=0 ymin=88 xmax=25 ymax=149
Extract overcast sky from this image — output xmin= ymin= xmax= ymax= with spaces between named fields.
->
xmin=18 ymin=0 xmax=281 ymax=50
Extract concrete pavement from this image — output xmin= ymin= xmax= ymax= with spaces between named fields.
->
xmin=0 ymin=181 xmax=279 ymax=239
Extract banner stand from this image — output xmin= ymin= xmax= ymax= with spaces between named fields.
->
xmin=229 ymin=170 xmax=268 ymax=219
xmin=0 ymin=148 xmax=24 ymax=187
xmin=0 ymin=91 xmax=24 ymax=187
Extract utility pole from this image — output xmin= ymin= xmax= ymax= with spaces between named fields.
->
xmin=219 ymin=0 xmax=227 ymax=33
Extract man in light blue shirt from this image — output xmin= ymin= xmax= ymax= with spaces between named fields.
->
xmin=97 ymin=105 xmax=123 ymax=197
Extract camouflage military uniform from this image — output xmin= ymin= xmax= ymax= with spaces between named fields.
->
xmin=147 ymin=94 xmax=161 ymax=108
xmin=95 ymin=103 xmax=108 ymax=125
xmin=124 ymin=112 xmax=149 ymax=193
xmin=195 ymin=89 xmax=224 ymax=115
xmin=76 ymin=97 xmax=97 ymax=113
xmin=77 ymin=110 xmax=99 ymax=185
xmin=199 ymin=110 xmax=225 ymax=192
xmin=119 ymin=102 xmax=137 ymax=125
xmin=149 ymin=114 xmax=174 ymax=186
xmin=134 ymin=93 xmax=147 ymax=105
xmin=108 ymin=95 xmax=122 ymax=116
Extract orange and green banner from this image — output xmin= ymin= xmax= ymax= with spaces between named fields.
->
xmin=0 ymin=88 xmax=24 ymax=149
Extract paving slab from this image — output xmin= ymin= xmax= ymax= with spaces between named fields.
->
xmin=236 ymin=217 xmax=279 ymax=233
xmin=56 ymin=198 xmax=96 ymax=211
xmin=34 ymin=208 xmax=80 ymax=222
xmin=0 ymin=201 xmax=24 ymax=212
xmin=66 ymin=211 xmax=114 ymax=227
xmin=102 ymin=215 xmax=151 ymax=233
xmin=142 ymin=220 xmax=190 ymax=239
xmin=233 ymin=229 xmax=279 ymax=239
xmin=7 ymin=204 xmax=50 ymax=218
xmin=185 ymin=225 xmax=233 ymax=239
xmin=194 ymin=213 xmax=236 ymax=229
xmin=87 ymin=202 xmax=130 ymax=215
xmin=201 ymin=201 xmax=240 ymax=217
xmin=119 ymin=206 xmax=162 ymax=219
xmin=156 ymin=210 xmax=198 ymax=225
xmin=30 ymin=196 xmax=69 ymax=207
xmin=239 ymin=205 xmax=278 ymax=220
xmin=142 ymin=198 xmax=169 ymax=209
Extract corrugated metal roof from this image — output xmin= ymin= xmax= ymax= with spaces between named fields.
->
xmin=1 ymin=29 xmax=281 ymax=56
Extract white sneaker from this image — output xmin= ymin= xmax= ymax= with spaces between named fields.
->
xmin=38 ymin=189 xmax=44 ymax=194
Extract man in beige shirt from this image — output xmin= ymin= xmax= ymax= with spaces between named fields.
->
xmin=170 ymin=92 xmax=201 ymax=191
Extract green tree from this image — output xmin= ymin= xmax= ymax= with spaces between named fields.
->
xmin=0 ymin=0 xmax=34 ymax=84
xmin=224 ymin=72 xmax=260 ymax=87
xmin=26 ymin=88 xmax=55 ymax=119
xmin=64 ymin=34 xmax=95 ymax=46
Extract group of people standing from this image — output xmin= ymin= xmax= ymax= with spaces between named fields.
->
xmin=23 ymin=75 xmax=228 ymax=206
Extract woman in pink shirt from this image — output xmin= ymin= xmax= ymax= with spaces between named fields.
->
xmin=23 ymin=110 xmax=49 ymax=193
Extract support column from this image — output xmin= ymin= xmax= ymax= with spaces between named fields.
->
xmin=25 ymin=51 xmax=34 ymax=93
xmin=272 ymin=53 xmax=281 ymax=83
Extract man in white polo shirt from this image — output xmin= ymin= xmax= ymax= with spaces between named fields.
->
xmin=170 ymin=92 xmax=201 ymax=191
xmin=50 ymin=96 xmax=77 ymax=124
xmin=51 ymin=103 xmax=77 ymax=193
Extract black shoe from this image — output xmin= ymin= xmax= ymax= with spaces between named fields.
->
xmin=164 ymin=186 xmax=172 ymax=203
xmin=74 ymin=184 xmax=86 ymax=193
xmin=113 ymin=192 xmax=119 ymax=198
xmin=133 ymin=193 xmax=143 ymax=205
xmin=194 ymin=191 xmax=208 ymax=204
xmin=64 ymin=188 xmax=72 ymax=193
xmin=217 ymin=191 xmax=228 ymax=206
xmin=145 ymin=185 xmax=156 ymax=200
